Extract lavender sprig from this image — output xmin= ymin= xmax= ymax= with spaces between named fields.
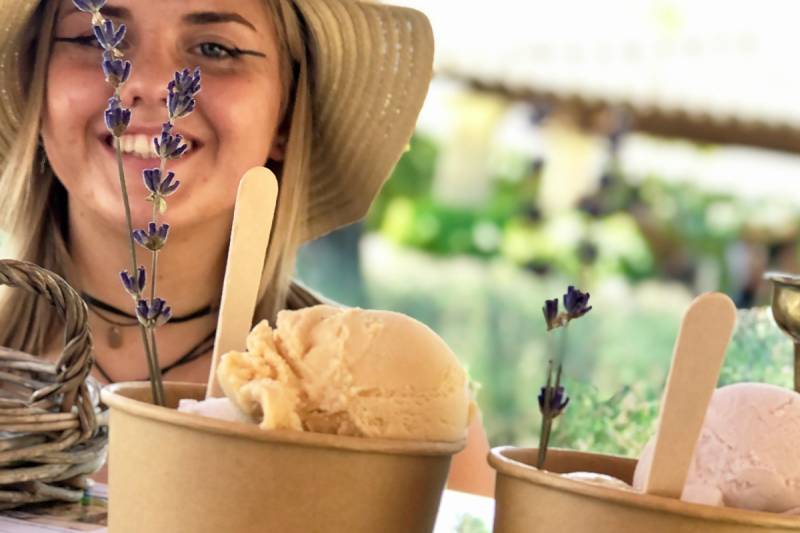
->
xmin=102 ymin=51 xmax=131 ymax=87
xmin=167 ymin=68 xmax=201 ymax=119
xmin=536 ymin=286 xmax=592 ymax=469
xmin=93 ymin=19 xmax=126 ymax=50
xmin=132 ymin=223 xmax=170 ymax=251
xmin=120 ymin=266 xmax=146 ymax=297
xmin=75 ymin=0 xmax=201 ymax=405
xmin=136 ymin=298 xmax=173 ymax=328
xmin=75 ymin=1 xmax=164 ymax=404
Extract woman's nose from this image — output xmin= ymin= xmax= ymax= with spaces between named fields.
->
xmin=118 ymin=40 xmax=172 ymax=113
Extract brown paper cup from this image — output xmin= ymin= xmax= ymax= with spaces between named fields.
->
xmin=489 ymin=447 xmax=800 ymax=532
xmin=100 ymin=382 xmax=465 ymax=533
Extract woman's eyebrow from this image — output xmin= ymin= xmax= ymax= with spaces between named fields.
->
xmin=182 ymin=12 xmax=257 ymax=32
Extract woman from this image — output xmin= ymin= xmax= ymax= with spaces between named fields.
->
xmin=0 ymin=0 xmax=494 ymax=495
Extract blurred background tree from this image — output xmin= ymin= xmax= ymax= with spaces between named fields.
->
xmin=298 ymin=0 xmax=800 ymax=456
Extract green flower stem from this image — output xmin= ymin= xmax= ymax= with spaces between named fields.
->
xmin=113 ymin=136 xmax=165 ymax=406
xmin=149 ymin=129 xmax=169 ymax=302
xmin=557 ymin=322 xmax=570 ymax=370
xmin=537 ymin=324 xmax=570 ymax=469
xmin=536 ymin=360 xmax=554 ymax=469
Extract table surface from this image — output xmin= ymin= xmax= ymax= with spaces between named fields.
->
xmin=0 ymin=486 xmax=496 ymax=533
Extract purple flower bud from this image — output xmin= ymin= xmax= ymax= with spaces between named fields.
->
xmin=142 ymin=168 xmax=180 ymax=197
xmin=158 ymin=306 xmax=173 ymax=327
xmin=542 ymin=298 xmax=560 ymax=331
xmin=538 ymin=385 xmax=569 ymax=417
xmin=92 ymin=19 xmax=126 ymax=50
xmin=159 ymin=171 xmax=180 ymax=195
xmin=563 ymin=286 xmax=592 ymax=320
xmin=153 ymin=123 xmax=188 ymax=160
xmin=132 ymin=222 xmax=170 ymax=251
xmin=136 ymin=299 xmax=149 ymax=324
xmin=167 ymin=67 xmax=201 ymax=119
xmin=104 ymin=96 xmax=131 ymax=137
xmin=102 ymin=51 xmax=131 ymax=88
xmin=157 ymin=223 xmax=169 ymax=241
xmin=120 ymin=266 xmax=146 ymax=297
xmin=142 ymin=169 xmax=158 ymax=194
xmin=136 ymin=298 xmax=172 ymax=328
xmin=72 ymin=0 xmax=106 ymax=12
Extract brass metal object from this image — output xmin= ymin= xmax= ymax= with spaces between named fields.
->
xmin=765 ymin=271 xmax=800 ymax=392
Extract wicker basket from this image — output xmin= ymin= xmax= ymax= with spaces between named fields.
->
xmin=0 ymin=259 xmax=107 ymax=509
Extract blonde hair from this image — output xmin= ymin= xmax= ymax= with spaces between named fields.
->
xmin=0 ymin=0 xmax=311 ymax=353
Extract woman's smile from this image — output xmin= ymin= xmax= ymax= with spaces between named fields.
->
xmin=42 ymin=0 xmax=286 ymax=231
xmin=97 ymin=127 xmax=203 ymax=193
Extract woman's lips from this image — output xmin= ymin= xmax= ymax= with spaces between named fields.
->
xmin=99 ymin=134 xmax=201 ymax=180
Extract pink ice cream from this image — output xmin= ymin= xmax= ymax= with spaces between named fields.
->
xmin=634 ymin=383 xmax=800 ymax=514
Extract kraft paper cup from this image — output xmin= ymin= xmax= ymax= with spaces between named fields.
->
xmin=489 ymin=447 xmax=800 ymax=533
xmin=100 ymin=382 xmax=465 ymax=533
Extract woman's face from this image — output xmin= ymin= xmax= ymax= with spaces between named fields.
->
xmin=41 ymin=0 xmax=285 ymax=231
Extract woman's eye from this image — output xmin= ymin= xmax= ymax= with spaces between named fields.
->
xmin=196 ymin=42 xmax=241 ymax=60
xmin=54 ymin=35 xmax=104 ymax=49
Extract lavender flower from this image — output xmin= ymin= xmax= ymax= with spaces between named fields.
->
xmin=542 ymin=298 xmax=560 ymax=331
xmin=153 ymin=123 xmax=188 ymax=159
xmin=132 ymin=223 xmax=170 ymax=251
xmin=75 ymin=0 xmax=186 ymax=406
xmin=143 ymin=169 xmax=180 ymax=197
xmin=537 ymin=285 xmax=593 ymax=469
xmin=120 ymin=266 xmax=146 ymax=297
xmin=538 ymin=385 xmax=570 ymax=417
xmin=167 ymin=68 xmax=202 ymax=119
xmin=136 ymin=298 xmax=173 ymax=328
xmin=73 ymin=0 xmax=106 ymax=13
xmin=104 ymin=96 xmax=131 ymax=137
xmin=563 ymin=285 xmax=592 ymax=320
xmin=93 ymin=19 xmax=126 ymax=50
xmin=102 ymin=51 xmax=132 ymax=88
xmin=75 ymin=0 xmax=201 ymax=406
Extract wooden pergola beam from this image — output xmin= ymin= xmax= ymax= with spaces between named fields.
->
xmin=451 ymin=73 xmax=800 ymax=154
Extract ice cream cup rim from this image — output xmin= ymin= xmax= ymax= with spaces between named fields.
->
xmin=101 ymin=381 xmax=466 ymax=456
xmin=489 ymin=446 xmax=800 ymax=528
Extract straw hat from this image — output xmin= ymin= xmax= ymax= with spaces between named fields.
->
xmin=0 ymin=0 xmax=434 ymax=242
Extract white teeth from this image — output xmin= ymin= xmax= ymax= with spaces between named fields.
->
xmin=117 ymin=134 xmax=156 ymax=158
xmin=115 ymin=135 xmax=195 ymax=158
xmin=135 ymin=135 xmax=150 ymax=156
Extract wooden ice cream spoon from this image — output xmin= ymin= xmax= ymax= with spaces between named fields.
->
xmin=205 ymin=167 xmax=278 ymax=399
xmin=641 ymin=292 xmax=737 ymax=498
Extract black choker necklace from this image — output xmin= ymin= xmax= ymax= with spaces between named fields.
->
xmin=81 ymin=292 xmax=217 ymax=349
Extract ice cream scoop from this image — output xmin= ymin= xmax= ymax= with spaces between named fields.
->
xmin=177 ymin=397 xmax=252 ymax=424
xmin=561 ymin=471 xmax=633 ymax=491
xmin=216 ymin=305 xmax=474 ymax=441
xmin=635 ymin=383 xmax=800 ymax=513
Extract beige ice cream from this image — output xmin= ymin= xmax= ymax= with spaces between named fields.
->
xmin=561 ymin=472 xmax=633 ymax=492
xmin=216 ymin=305 xmax=474 ymax=441
xmin=634 ymin=383 xmax=800 ymax=514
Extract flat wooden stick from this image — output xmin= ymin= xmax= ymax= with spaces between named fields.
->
xmin=643 ymin=292 xmax=737 ymax=498
xmin=205 ymin=168 xmax=278 ymax=399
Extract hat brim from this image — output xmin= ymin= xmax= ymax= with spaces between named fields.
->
xmin=0 ymin=0 xmax=434 ymax=243
xmin=292 ymin=0 xmax=434 ymax=241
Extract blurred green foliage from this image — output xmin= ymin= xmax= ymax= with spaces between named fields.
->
xmin=365 ymin=133 xmax=800 ymax=299
xmin=455 ymin=514 xmax=490 ymax=533
xmin=301 ymin=132 xmax=800 ymax=457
